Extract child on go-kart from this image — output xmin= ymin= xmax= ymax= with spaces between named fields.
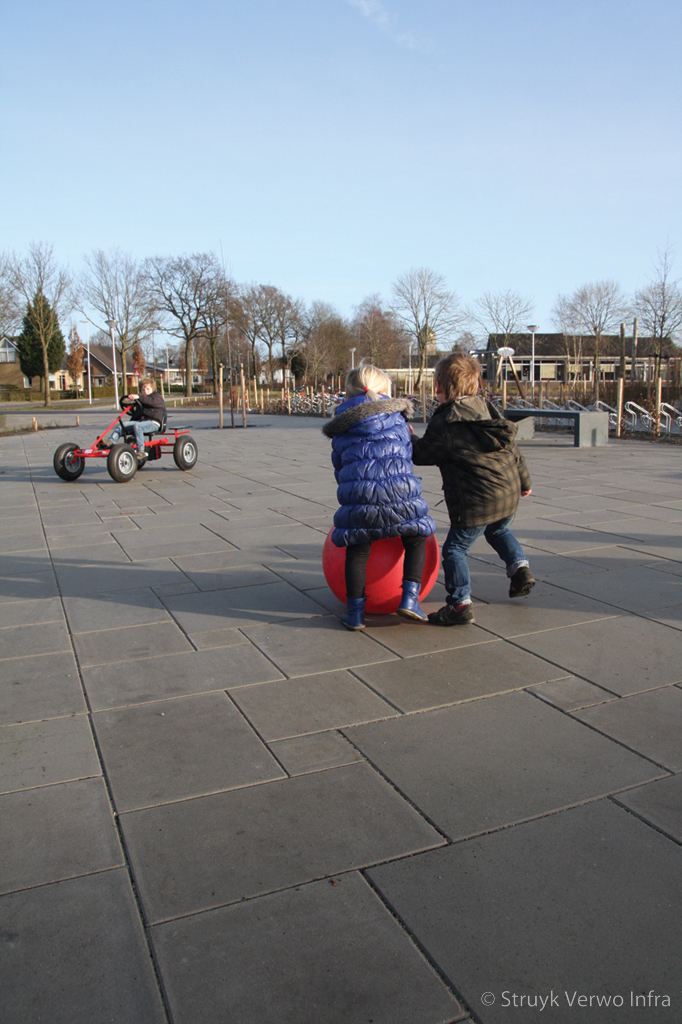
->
xmin=102 ymin=378 xmax=166 ymax=461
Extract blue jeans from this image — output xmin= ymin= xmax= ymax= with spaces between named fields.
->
xmin=110 ymin=420 xmax=159 ymax=449
xmin=442 ymin=516 xmax=529 ymax=606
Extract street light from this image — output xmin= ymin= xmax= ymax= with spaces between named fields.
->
xmin=79 ymin=320 xmax=92 ymax=405
xmin=105 ymin=318 xmax=118 ymax=409
xmin=527 ymin=325 xmax=539 ymax=403
xmin=349 ymin=347 xmax=356 ymax=369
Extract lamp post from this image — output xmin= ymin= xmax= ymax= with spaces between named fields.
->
xmin=349 ymin=347 xmax=356 ymax=369
xmin=527 ymin=325 xmax=539 ymax=404
xmin=105 ymin=318 xmax=118 ymax=409
xmin=79 ymin=320 xmax=92 ymax=405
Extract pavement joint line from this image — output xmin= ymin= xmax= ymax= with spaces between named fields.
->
xmin=346 ymin=668 xmax=406 ymax=716
xmin=223 ymin=688 xmax=292 ymax=779
xmin=561 ymin=703 xmax=682 ymax=774
xmin=472 ymin=612 xmax=621 ymax=642
xmin=0 ymin=862 xmax=126 ymax=900
xmin=359 ymin=868 xmax=479 ymax=1024
xmin=608 ymin=793 xmax=682 ymax=848
xmin=0 ymin=773 xmax=103 ymax=797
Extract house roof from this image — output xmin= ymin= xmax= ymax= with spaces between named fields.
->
xmin=87 ymin=344 xmax=136 ymax=373
xmin=486 ymin=333 xmax=679 ymax=358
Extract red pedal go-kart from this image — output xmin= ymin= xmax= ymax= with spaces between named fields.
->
xmin=53 ymin=400 xmax=198 ymax=484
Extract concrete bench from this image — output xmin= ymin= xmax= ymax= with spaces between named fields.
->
xmin=504 ymin=408 xmax=609 ymax=447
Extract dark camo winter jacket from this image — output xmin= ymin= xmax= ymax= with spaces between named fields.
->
xmin=411 ymin=395 xmax=532 ymax=528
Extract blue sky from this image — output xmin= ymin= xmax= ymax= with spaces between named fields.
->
xmin=2 ymin=0 xmax=681 ymax=332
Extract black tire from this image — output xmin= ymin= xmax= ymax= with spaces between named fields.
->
xmin=107 ymin=443 xmax=138 ymax=483
xmin=53 ymin=443 xmax=85 ymax=481
xmin=173 ymin=435 xmax=198 ymax=471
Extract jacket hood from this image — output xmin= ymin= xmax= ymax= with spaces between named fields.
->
xmin=434 ymin=396 xmax=518 ymax=449
xmin=322 ymin=397 xmax=414 ymax=438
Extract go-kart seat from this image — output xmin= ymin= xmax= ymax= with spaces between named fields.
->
xmin=121 ymin=399 xmax=167 ymax=444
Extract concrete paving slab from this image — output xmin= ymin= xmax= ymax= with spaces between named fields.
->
xmin=187 ymin=625 xmax=250 ymax=648
xmin=73 ymin=620 xmax=194 ymax=668
xmin=513 ymin=520 xmax=638 ymax=554
xmin=51 ymin=542 xmax=132 ymax=566
xmin=82 ymin=642 xmax=284 ymax=710
xmin=229 ymin=669 xmax=397 ymax=739
xmin=640 ymin=600 xmax=682 ymax=631
xmin=351 ymin=642 xmax=567 ymax=713
xmin=367 ymin=800 xmax=682 ymax=1024
xmin=54 ymin=556 xmax=189 ymax=596
xmin=151 ymin=872 xmax=462 ymax=1024
xmin=173 ymin=563 xmax=282 ymax=592
xmin=172 ymin=546 xmax=295 ymax=579
xmin=513 ymin=614 xmax=682 ymax=695
xmin=0 ymin=651 xmax=85 ymax=724
xmin=210 ymin=519 xmax=325 ymax=551
xmin=120 ymin=761 xmax=444 ymax=922
xmin=162 ymin=580 xmax=327 ymax=631
xmin=151 ymin=579 xmax=199 ymax=597
xmin=345 ymin=692 xmax=661 ymax=840
xmin=0 ymin=548 xmax=52 ymax=574
xmin=363 ymin=619 xmax=495 ymax=658
xmin=113 ymin=523 xmax=237 ymax=560
xmin=0 ymin=715 xmax=100 ymax=794
xmin=0 ymin=531 xmax=46 ymax=553
xmin=0 ymin=777 xmax=123 ymax=893
xmin=0 ymin=619 xmax=71 ymax=661
xmin=0 ymin=868 xmax=166 ymax=1024
xmin=466 ymin=579 xmax=617 ymax=638
xmin=243 ymin=615 xmax=398 ymax=677
xmin=63 ymin=587 xmax=170 ymax=633
xmin=269 ymin=731 xmax=364 ymax=775
xmin=573 ymin=685 xmax=682 ymax=770
xmin=553 ymin=564 xmax=682 ymax=613
xmin=615 ymin=773 xmax=682 ymax=843
xmin=94 ymin=691 xmax=285 ymax=811
xmin=0 ymin=595 xmax=64 ymax=628
xmin=262 ymin=556 xmax=328 ymax=591
xmin=0 ymin=569 xmax=59 ymax=603
xmin=527 ymin=676 xmax=617 ymax=711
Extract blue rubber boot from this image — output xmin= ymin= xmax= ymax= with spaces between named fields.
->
xmin=396 ymin=580 xmax=428 ymax=622
xmin=342 ymin=597 xmax=366 ymax=631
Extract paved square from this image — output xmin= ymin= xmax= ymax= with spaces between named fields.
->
xmin=3 ymin=410 xmax=682 ymax=1021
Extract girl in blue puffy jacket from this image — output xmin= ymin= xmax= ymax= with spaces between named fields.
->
xmin=322 ymin=361 xmax=437 ymax=630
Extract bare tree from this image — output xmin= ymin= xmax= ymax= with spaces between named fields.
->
xmin=79 ymin=249 xmax=155 ymax=394
xmin=634 ymin=245 xmax=682 ymax=377
xmin=467 ymin=290 xmax=534 ymax=348
xmin=144 ymin=253 xmax=222 ymax=398
xmin=552 ymin=294 xmax=585 ymax=383
xmin=230 ymin=284 xmax=265 ymax=384
xmin=0 ymin=251 xmax=21 ymax=338
xmin=391 ymin=268 xmax=462 ymax=383
xmin=241 ymin=285 xmax=302 ymax=386
xmin=198 ymin=278 xmax=231 ymax=394
xmin=552 ymin=281 xmax=627 ymax=401
xmin=352 ymin=295 xmax=407 ymax=367
xmin=300 ymin=302 xmax=355 ymax=384
xmin=8 ymin=243 xmax=72 ymax=406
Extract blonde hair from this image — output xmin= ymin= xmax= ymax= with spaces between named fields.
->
xmin=139 ymin=377 xmax=156 ymax=391
xmin=345 ymin=360 xmax=392 ymax=401
xmin=434 ymin=352 xmax=482 ymax=401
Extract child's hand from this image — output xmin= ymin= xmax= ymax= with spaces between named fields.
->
xmin=408 ymin=424 xmax=415 ymax=435
xmin=521 ymin=489 xmax=532 ymax=497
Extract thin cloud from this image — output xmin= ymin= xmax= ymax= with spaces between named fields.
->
xmin=345 ymin=0 xmax=435 ymax=53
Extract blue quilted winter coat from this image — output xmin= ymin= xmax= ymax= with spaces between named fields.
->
xmin=322 ymin=393 xmax=436 ymax=547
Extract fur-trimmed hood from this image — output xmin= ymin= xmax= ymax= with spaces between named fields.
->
xmin=322 ymin=397 xmax=414 ymax=438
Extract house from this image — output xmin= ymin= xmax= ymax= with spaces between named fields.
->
xmin=484 ymin=333 xmax=680 ymax=383
xmin=0 ymin=337 xmax=33 ymax=391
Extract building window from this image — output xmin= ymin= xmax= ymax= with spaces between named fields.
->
xmin=0 ymin=342 xmax=16 ymax=362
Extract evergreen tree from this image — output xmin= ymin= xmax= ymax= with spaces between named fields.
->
xmin=15 ymin=291 xmax=65 ymax=387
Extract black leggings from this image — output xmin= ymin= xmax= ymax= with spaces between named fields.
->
xmin=345 ymin=536 xmax=427 ymax=601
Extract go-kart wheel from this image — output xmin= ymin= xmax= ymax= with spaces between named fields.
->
xmin=107 ymin=443 xmax=138 ymax=483
xmin=173 ymin=435 xmax=198 ymax=471
xmin=53 ymin=443 xmax=85 ymax=481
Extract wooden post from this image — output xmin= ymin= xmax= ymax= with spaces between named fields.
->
xmin=620 ymin=322 xmax=626 ymax=381
xmin=655 ymin=376 xmax=662 ymax=437
xmin=501 ymin=377 xmax=507 ymax=410
xmin=508 ymin=357 xmax=526 ymax=401
xmin=616 ymin=377 xmax=624 ymax=438
xmin=76 ymin=415 xmax=80 ymax=426
xmin=259 ymin=388 xmax=264 ymax=414
xmin=421 ymin=376 xmax=427 ymax=423
xmin=240 ymin=364 xmax=247 ymax=427
xmin=322 ymin=385 xmax=326 ymax=417
xmin=286 ymin=388 xmax=291 ymax=415
xmin=631 ymin=317 xmax=638 ymax=383
xmin=218 ymin=364 xmax=224 ymax=429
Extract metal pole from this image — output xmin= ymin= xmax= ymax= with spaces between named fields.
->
xmin=616 ymin=377 xmax=624 ymax=438
xmin=531 ymin=330 xmax=535 ymax=405
xmin=240 ymin=363 xmax=247 ymax=427
xmin=631 ymin=317 xmax=638 ymax=383
xmin=106 ymin=320 xmax=118 ymax=409
xmin=219 ymin=363 xmax=224 ymax=429
xmin=80 ymin=320 xmax=92 ymax=405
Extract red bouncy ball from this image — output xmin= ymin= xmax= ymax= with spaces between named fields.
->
xmin=322 ymin=531 xmax=440 ymax=614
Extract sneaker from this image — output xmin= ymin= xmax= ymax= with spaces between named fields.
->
xmin=509 ymin=566 xmax=535 ymax=598
xmin=97 ymin=438 xmax=115 ymax=450
xmin=428 ymin=603 xmax=475 ymax=626
xmin=136 ymin=449 xmax=149 ymax=461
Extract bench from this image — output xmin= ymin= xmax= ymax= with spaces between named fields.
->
xmin=503 ymin=408 xmax=609 ymax=448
